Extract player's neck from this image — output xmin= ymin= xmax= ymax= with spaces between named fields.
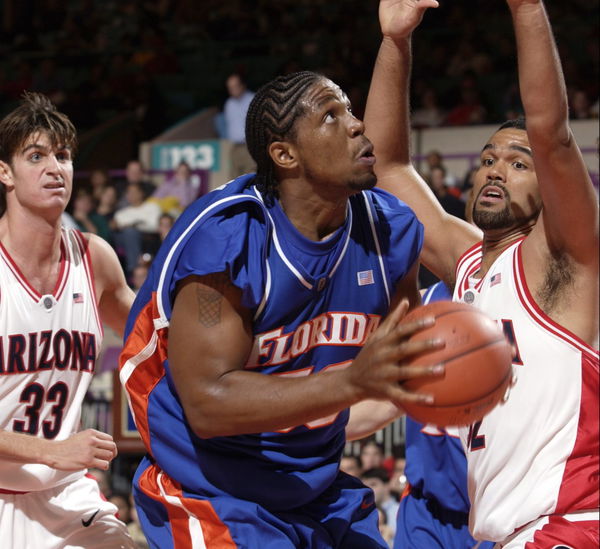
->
xmin=477 ymin=225 xmax=532 ymax=277
xmin=278 ymin=185 xmax=348 ymax=242
xmin=0 ymin=211 xmax=63 ymax=283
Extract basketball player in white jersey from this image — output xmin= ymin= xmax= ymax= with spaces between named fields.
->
xmin=0 ymin=93 xmax=136 ymax=548
xmin=363 ymin=0 xmax=599 ymax=547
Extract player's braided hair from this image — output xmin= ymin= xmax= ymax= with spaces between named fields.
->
xmin=0 ymin=92 xmax=77 ymax=217
xmin=245 ymin=71 xmax=323 ymax=202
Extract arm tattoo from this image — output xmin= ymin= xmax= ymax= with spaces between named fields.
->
xmin=195 ymin=273 xmax=232 ymax=327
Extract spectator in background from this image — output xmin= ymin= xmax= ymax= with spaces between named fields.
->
xmin=88 ymin=168 xmax=112 ymax=202
xmin=360 ymin=440 xmax=385 ymax=472
xmin=376 ymin=507 xmax=394 ymax=549
xmin=114 ymin=160 xmax=155 ymax=208
xmin=422 ymin=150 xmax=458 ymax=188
xmin=411 ymin=87 xmax=445 ymax=128
xmin=388 ymin=456 xmax=407 ymax=501
xmin=223 ymin=72 xmax=256 ymax=179
xmin=569 ymin=88 xmax=592 ymax=120
xmin=151 ymin=161 xmax=197 ymax=215
xmin=71 ymin=188 xmax=112 ymax=243
xmin=340 ymin=455 xmax=363 ymax=478
xmin=113 ymin=182 xmax=161 ymax=280
xmin=427 ymin=166 xmax=466 ymax=220
xmin=131 ymin=262 xmax=150 ymax=294
xmin=361 ymin=468 xmax=400 ymax=537
xmin=444 ymin=73 xmax=488 ymax=126
xmin=157 ymin=212 xmax=175 ymax=242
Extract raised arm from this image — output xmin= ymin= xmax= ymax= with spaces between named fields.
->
xmin=167 ymin=272 xmax=444 ymax=438
xmin=508 ymin=0 xmax=599 ymax=260
xmin=364 ymin=0 xmax=480 ymax=287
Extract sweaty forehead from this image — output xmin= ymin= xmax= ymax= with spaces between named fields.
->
xmin=302 ymin=78 xmax=348 ymax=110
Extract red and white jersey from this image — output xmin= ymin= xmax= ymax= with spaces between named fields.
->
xmin=0 ymin=229 xmax=102 ymax=492
xmin=453 ymin=240 xmax=599 ymax=542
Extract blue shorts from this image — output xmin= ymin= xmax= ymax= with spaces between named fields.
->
xmin=133 ymin=456 xmax=388 ymax=549
xmin=394 ymin=490 xmax=494 ymax=549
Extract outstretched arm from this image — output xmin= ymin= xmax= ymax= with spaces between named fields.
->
xmin=508 ymin=0 xmax=599 ymax=260
xmin=365 ymin=0 xmax=480 ymax=287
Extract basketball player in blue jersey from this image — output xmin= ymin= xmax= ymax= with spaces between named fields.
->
xmin=396 ymin=280 xmax=494 ymax=549
xmin=120 ymin=67 xmax=448 ymax=548
xmin=366 ymin=0 xmax=598 ymax=546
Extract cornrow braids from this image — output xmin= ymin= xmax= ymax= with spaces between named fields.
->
xmin=245 ymin=71 xmax=323 ymax=202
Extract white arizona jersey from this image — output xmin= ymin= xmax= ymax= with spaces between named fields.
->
xmin=453 ymin=240 xmax=599 ymax=542
xmin=0 ymin=229 xmax=102 ymax=492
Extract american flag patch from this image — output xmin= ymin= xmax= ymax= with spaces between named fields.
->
xmin=357 ymin=270 xmax=374 ymax=286
xmin=73 ymin=292 xmax=84 ymax=303
xmin=490 ymin=273 xmax=502 ymax=287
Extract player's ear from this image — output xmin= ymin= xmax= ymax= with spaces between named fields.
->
xmin=268 ymin=141 xmax=298 ymax=171
xmin=0 ymin=161 xmax=13 ymax=189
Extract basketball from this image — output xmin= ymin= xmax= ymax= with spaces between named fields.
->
xmin=399 ymin=301 xmax=513 ymax=427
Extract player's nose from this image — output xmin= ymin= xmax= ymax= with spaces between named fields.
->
xmin=348 ymin=115 xmax=365 ymax=137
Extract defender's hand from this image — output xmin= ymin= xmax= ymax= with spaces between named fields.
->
xmin=379 ymin=0 xmax=439 ymax=41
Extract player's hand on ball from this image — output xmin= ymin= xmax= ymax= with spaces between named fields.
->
xmin=44 ymin=429 xmax=118 ymax=471
xmin=346 ymin=298 xmax=446 ymax=405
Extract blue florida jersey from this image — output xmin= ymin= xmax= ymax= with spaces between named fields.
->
xmin=404 ymin=281 xmax=470 ymax=511
xmin=120 ymin=174 xmax=423 ymax=511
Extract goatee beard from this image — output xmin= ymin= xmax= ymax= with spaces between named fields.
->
xmin=473 ymin=206 xmax=513 ymax=230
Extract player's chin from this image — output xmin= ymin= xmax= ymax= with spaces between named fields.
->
xmin=348 ymin=172 xmax=377 ymax=192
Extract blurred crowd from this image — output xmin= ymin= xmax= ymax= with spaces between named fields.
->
xmin=1 ymin=0 xmax=598 ymax=150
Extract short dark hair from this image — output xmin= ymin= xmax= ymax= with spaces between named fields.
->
xmin=0 ymin=92 xmax=76 ymax=217
xmin=498 ymin=116 xmax=527 ymax=132
xmin=0 ymin=92 xmax=77 ymax=164
xmin=245 ymin=71 xmax=323 ymax=201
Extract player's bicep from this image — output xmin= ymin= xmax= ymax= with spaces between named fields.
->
xmin=168 ymin=273 xmax=253 ymax=411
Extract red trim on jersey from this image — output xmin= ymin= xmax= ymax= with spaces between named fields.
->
xmin=454 ymin=242 xmax=482 ymax=298
xmin=0 ymin=488 xmax=29 ymax=494
xmin=512 ymin=243 xmax=600 ymax=514
xmin=0 ymin=235 xmax=68 ymax=301
xmin=513 ymin=243 xmax=599 ymax=355
xmin=524 ymin=515 xmax=599 ymax=548
xmin=138 ymin=464 xmax=237 ymax=549
xmin=73 ymin=230 xmax=103 ymax=338
xmin=555 ymin=352 xmax=600 ymax=513
xmin=120 ymin=294 xmax=167 ymax=451
xmin=53 ymin=232 xmax=70 ymax=301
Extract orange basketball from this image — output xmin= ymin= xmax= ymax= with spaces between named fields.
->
xmin=399 ymin=301 xmax=513 ymax=427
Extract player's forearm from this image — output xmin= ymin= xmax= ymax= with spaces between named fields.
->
xmin=508 ymin=1 xmax=568 ymax=135
xmin=0 ymin=430 xmax=48 ymax=465
xmin=183 ymin=367 xmax=362 ymax=438
xmin=346 ymin=400 xmax=404 ymax=441
xmin=364 ymin=36 xmax=412 ymax=167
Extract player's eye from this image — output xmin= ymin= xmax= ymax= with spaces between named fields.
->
xmin=481 ymin=158 xmax=494 ymax=167
xmin=513 ymin=161 xmax=527 ymax=170
xmin=324 ymin=111 xmax=336 ymax=123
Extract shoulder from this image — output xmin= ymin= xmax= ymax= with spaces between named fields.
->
xmin=82 ymin=232 xmax=124 ymax=281
xmin=359 ymin=187 xmax=420 ymax=220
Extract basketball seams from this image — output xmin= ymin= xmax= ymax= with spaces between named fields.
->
xmin=432 ymin=337 xmax=508 ymax=369
xmin=423 ymin=366 xmax=512 ymax=409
